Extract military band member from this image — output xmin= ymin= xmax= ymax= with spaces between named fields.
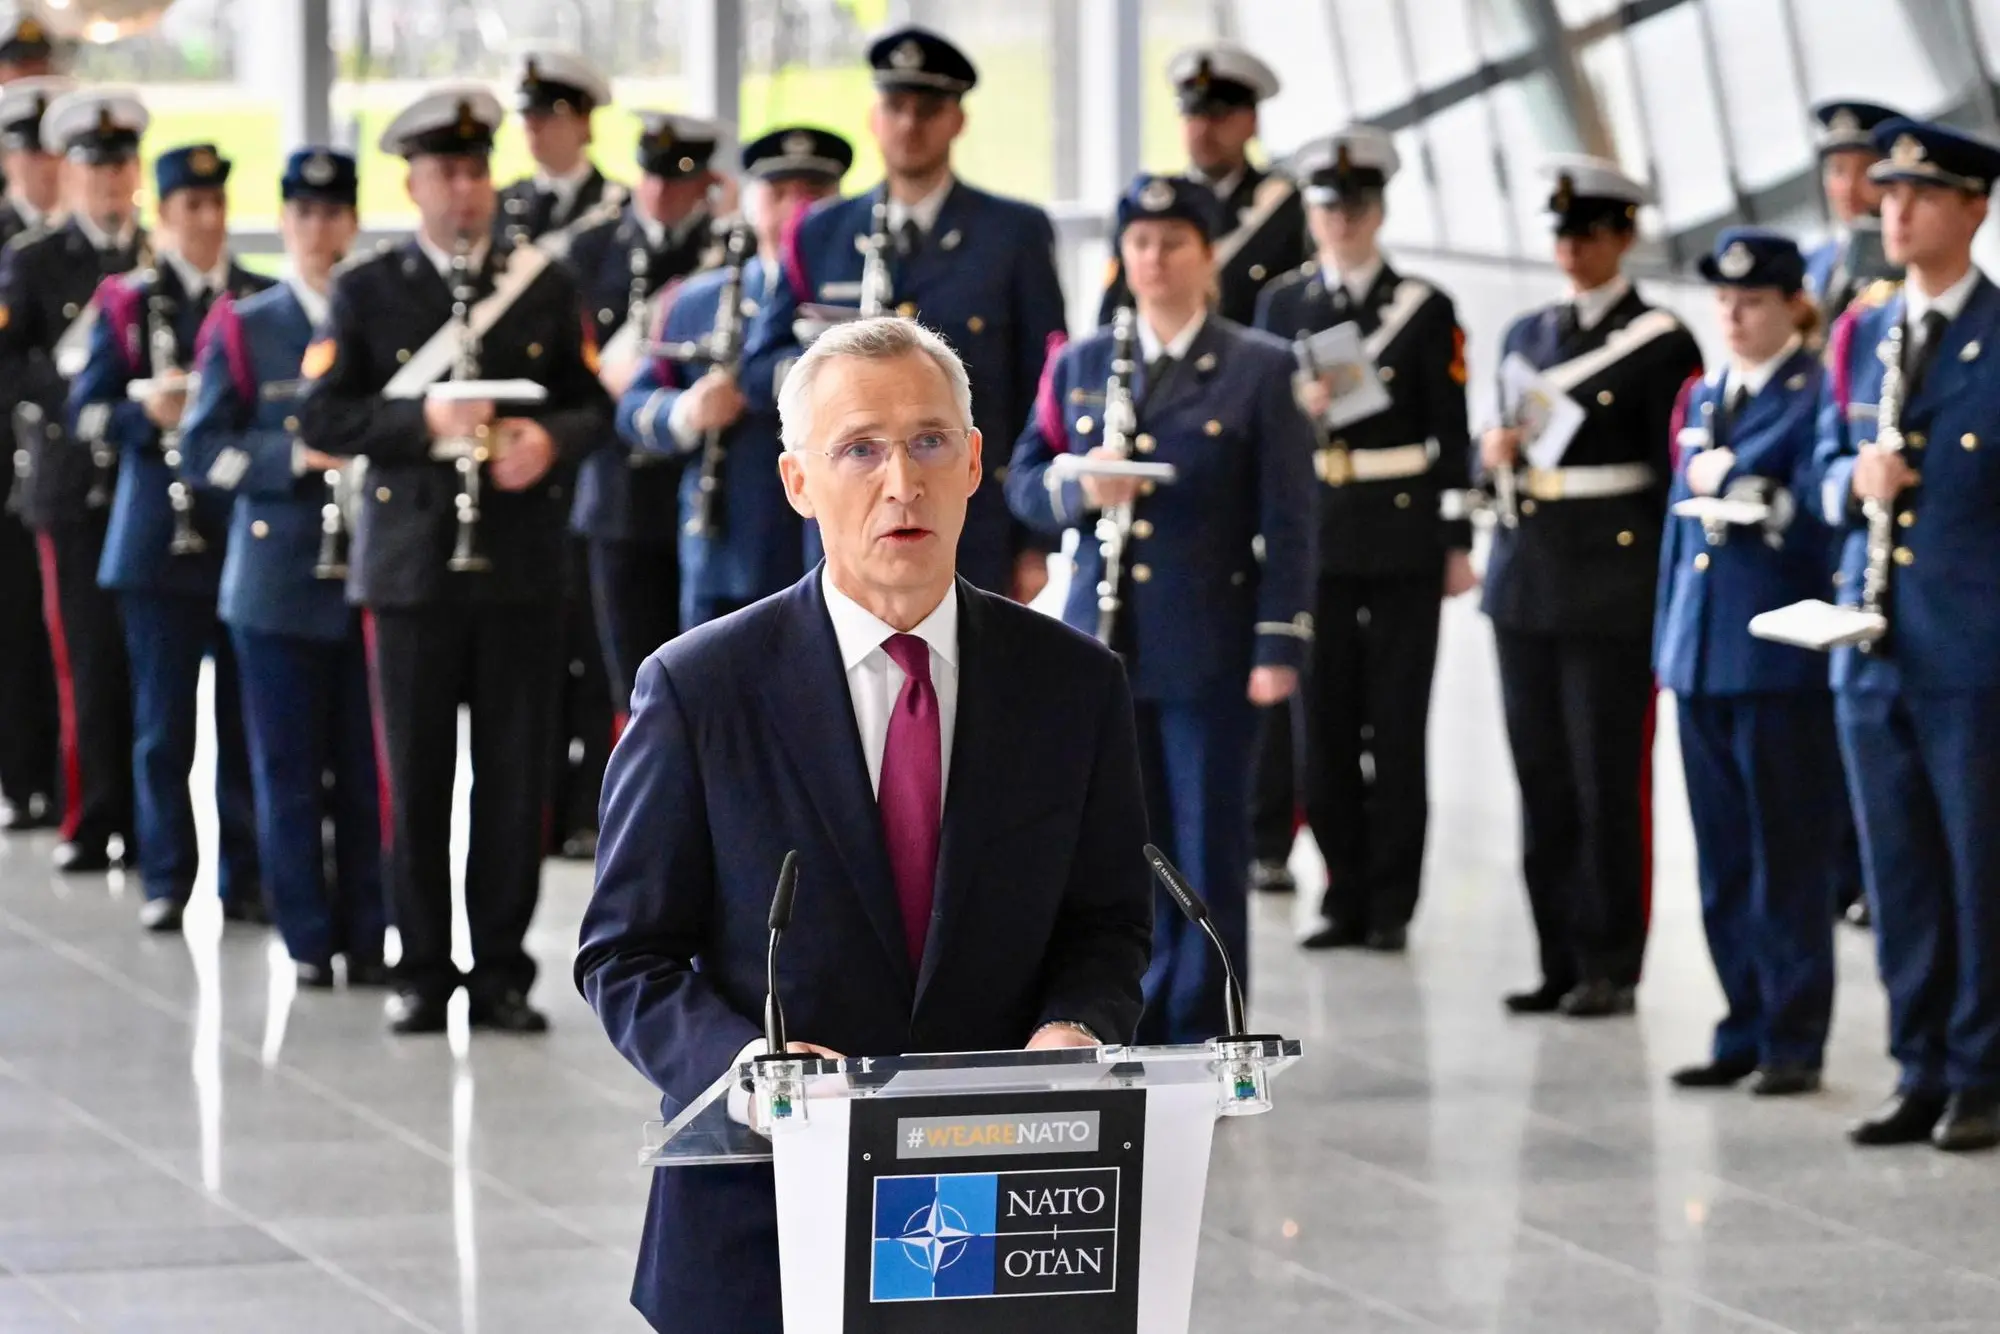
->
xmin=746 ymin=25 xmax=1067 ymax=601
xmin=1255 ymin=126 xmax=1475 ymax=953
xmin=1817 ymin=121 xmax=2000 ymax=1153
xmin=0 ymin=74 xmax=70 ymax=832
xmin=571 ymin=112 xmax=727 ymax=714
xmin=494 ymin=48 xmax=626 ymax=249
xmin=1656 ymin=230 xmax=1844 ymax=1097
xmin=179 ymin=148 xmax=386 ymax=988
xmin=1481 ymin=157 xmax=1702 ymax=1019
xmin=2 ymin=86 xmax=146 ymax=872
xmin=1807 ymin=100 xmax=1904 ymax=330
xmin=0 ymin=15 xmax=54 ymax=84
xmin=72 ymin=142 xmax=271 ymax=931
xmin=298 ymin=85 xmax=614 ymax=1035
xmin=1007 ymin=174 xmax=1315 ymax=1044
xmin=616 ymin=126 xmax=850 ymax=643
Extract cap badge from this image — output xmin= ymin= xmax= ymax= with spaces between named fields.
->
xmin=523 ymin=58 xmax=541 ymax=89
xmin=1138 ymin=177 xmax=1177 ymax=212
xmin=1551 ymin=171 xmax=1575 ymax=214
xmin=456 ymin=100 xmax=478 ymax=138
xmin=302 ymin=153 xmax=336 ymax=186
xmin=95 ymin=106 xmax=117 ymax=136
xmin=889 ymin=39 xmax=925 ymax=70
xmin=1717 ymin=241 xmax=1754 ymax=280
xmin=1335 ymin=142 xmax=1354 ymax=174
xmin=17 ymin=18 xmax=39 ymax=42
xmin=1892 ymin=134 xmax=1926 ymax=167
xmin=1191 ymin=55 xmax=1214 ymax=91
xmin=189 ymin=147 xmax=219 ymax=177
xmin=1830 ymin=108 xmax=1861 ymax=136
xmin=782 ymin=130 xmax=815 ymax=159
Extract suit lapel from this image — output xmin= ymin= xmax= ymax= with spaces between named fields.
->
xmin=900 ymin=182 xmax=970 ymax=296
xmin=915 ymin=579 xmax=996 ymax=1005
xmin=752 ymin=574 xmax=912 ymax=989
xmin=1142 ymin=319 xmax=1222 ymax=419
xmin=1904 ymin=276 xmax=1999 ymax=417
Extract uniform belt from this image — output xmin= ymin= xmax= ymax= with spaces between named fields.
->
xmin=1521 ymin=463 xmax=1654 ymax=502
xmin=1314 ymin=443 xmax=1430 ymax=488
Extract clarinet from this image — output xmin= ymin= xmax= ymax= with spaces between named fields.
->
xmin=686 ymin=221 xmax=754 ymax=540
xmin=148 ymin=290 xmax=206 ymax=556
xmin=1092 ymin=305 xmax=1140 ymax=647
xmin=313 ymin=462 xmax=352 ymax=579
xmin=443 ymin=233 xmax=491 ymax=573
xmin=83 ymin=233 xmax=152 ymax=510
xmin=622 ymin=242 xmax=663 ymax=467
xmin=1856 ymin=322 xmax=1907 ymax=652
xmin=858 ymin=197 xmax=893 ymax=319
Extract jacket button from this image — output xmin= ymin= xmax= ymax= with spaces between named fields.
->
xmin=967 ymin=315 xmax=985 ymax=333
xmin=551 ymin=484 xmax=564 ymax=500
xmin=1248 ymin=264 xmax=1266 ymax=281
xmin=992 ymin=463 xmax=1008 ymax=484
xmin=1894 ymin=546 xmax=1915 ymax=566
xmin=1394 ymin=492 xmax=1412 ymax=509
xmin=1131 ymin=563 xmax=1152 ymax=583
xmin=1693 ymin=552 xmax=1710 ymax=571
xmin=599 ymin=309 xmax=614 ymax=324
xmin=1230 ymin=570 xmax=1247 ymax=586
xmin=1898 ymin=510 xmax=1916 ymax=529
xmin=63 ymin=302 xmax=78 ymax=318
xmin=1907 ymin=431 xmax=1927 ymax=449
xmin=1139 ymin=480 xmax=1156 ymax=496
xmin=1378 ymin=366 xmax=1395 ymax=384
xmin=283 ymin=416 xmax=299 ymax=433
xmin=395 ymin=348 xmax=411 ymax=363
xmin=1075 ymin=415 xmax=1094 ymax=435
xmin=44 ymin=423 xmax=58 ymax=439
xmin=1135 ymin=434 xmax=1156 ymax=454
xmin=1965 ymin=433 xmax=1980 ymax=451
xmin=1204 ymin=419 xmax=1222 ymax=436
xmin=1519 ymin=498 xmax=1538 ymax=516
xmin=1132 ymin=519 xmax=1153 ymax=539
xmin=528 ymin=343 xmax=544 ymax=358
xmin=375 ymin=486 xmax=391 ymax=502
xmin=1617 ymin=530 xmax=1636 ymax=547
xmin=1597 ymin=390 xmax=1614 ymax=406
xmin=251 ymin=520 xmax=269 ymax=538
xmin=897 ymin=302 xmax=917 ymax=319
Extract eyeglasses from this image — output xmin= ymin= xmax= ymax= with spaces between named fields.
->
xmin=794 ymin=427 xmax=972 ymax=477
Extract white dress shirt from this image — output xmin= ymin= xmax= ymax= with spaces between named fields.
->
xmin=286 ymin=274 xmax=330 ymax=329
xmin=820 ymin=568 xmax=959 ymax=798
xmin=1904 ymin=265 xmax=1982 ymax=346
xmin=1569 ymin=274 xmax=1633 ymax=333
xmin=163 ymin=249 xmax=231 ymax=302
xmin=415 ymin=230 xmax=492 ymax=283
xmin=1729 ymin=335 xmax=1802 ymax=400
xmin=73 ymin=211 xmax=136 ymax=253
xmin=1137 ymin=309 xmax=1207 ymax=364
xmin=1192 ymin=165 xmax=1244 ymax=205
xmin=534 ymin=162 xmax=595 ymax=221
xmin=1331 ymin=253 xmax=1384 ymax=305
xmin=886 ymin=178 xmax=954 ymax=239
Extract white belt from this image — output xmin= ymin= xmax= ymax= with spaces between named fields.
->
xmin=1522 ymin=463 xmax=1654 ymax=502
xmin=1314 ymin=443 xmax=1430 ymax=488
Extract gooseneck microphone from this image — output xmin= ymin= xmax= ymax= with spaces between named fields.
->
xmin=763 ymin=850 xmax=800 ymax=1056
xmin=1144 ymin=843 xmax=1250 ymax=1039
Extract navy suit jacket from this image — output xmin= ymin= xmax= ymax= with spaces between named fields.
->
xmin=575 ymin=570 xmax=1153 ymax=1333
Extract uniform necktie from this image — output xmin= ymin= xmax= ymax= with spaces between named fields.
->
xmin=1719 ymin=383 xmax=1749 ymax=447
xmin=1557 ymin=302 xmax=1581 ymax=341
xmin=1905 ymin=309 xmax=1950 ymax=398
xmin=878 ymin=633 xmax=941 ymax=967
xmin=896 ymin=217 xmax=924 ymax=259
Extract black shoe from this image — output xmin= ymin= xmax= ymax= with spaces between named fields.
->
xmin=53 ymin=840 xmax=111 ymax=874
xmin=2 ymin=794 xmax=55 ymax=832
xmin=346 ymin=958 xmax=393 ymax=989
xmin=294 ymin=960 xmax=336 ymax=989
xmin=138 ymin=898 xmax=184 ymax=933
xmin=1843 ymin=899 xmax=1872 ymax=929
xmin=1249 ymin=860 xmax=1296 ymax=895
xmin=1749 ymin=1064 xmax=1823 ymax=1097
xmin=1848 ymin=1090 xmax=1949 ymax=1146
xmin=221 ymin=897 xmax=270 ymax=926
xmin=1503 ymin=981 xmax=1572 ymax=1015
xmin=1362 ymin=926 xmax=1408 ymax=953
xmin=1300 ymin=919 xmax=1367 ymax=950
xmin=386 ymin=990 xmax=451 ymax=1035
xmin=558 ymin=829 xmax=598 ymax=861
xmin=1670 ymin=1056 xmax=1757 ymax=1089
xmin=1558 ymin=980 xmax=1636 ymax=1019
xmin=1932 ymin=1090 xmax=2000 ymax=1153
xmin=469 ymin=990 xmax=549 ymax=1034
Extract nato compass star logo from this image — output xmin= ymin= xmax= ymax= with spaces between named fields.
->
xmin=871 ymin=1173 xmax=1000 ymax=1301
xmin=897 ymin=1197 xmax=974 ymax=1276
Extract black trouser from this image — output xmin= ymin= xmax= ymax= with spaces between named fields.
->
xmin=0 ymin=508 xmax=58 ymax=814
xmin=1305 ymin=569 xmax=1443 ymax=934
xmin=366 ymin=601 xmax=562 ymax=1001
xmin=1494 ymin=629 xmax=1654 ymax=990
xmin=1247 ymin=701 xmax=1299 ymax=866
xmin=549 ymin=536 xmax=611 ymax=844
xmin=587 ymin=537 xmax=680 ymax=716
xmin=36 ymin=519 xmax=133 ymax=853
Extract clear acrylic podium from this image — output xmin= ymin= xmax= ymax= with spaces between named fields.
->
xmin=642 ymin=1038 xmax=1302 ymax=1334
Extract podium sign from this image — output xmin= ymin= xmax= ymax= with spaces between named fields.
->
xmin=643 ymin=1040 xmax=1301 ymax=1334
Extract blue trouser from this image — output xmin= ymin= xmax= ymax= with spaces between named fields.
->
xmin=1836 ymin=688 xmax=2000 ymax=1094
xmin=117 ymin=591 xmax=258 ymax=906
xmin=231 ymin=624 xmax=385 ymax=967
xmin=1131 ymin=687 xmax=1258 ymax=1045
xmin=1678 ymin=693 xmax=1843 ymax=1069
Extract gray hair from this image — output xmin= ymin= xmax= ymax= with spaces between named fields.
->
xmin=778 ymin=316 xmax=975 ymax=452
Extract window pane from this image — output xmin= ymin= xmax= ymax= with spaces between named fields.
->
xmin=1575 ymin=35 xmax=1655 ymax=197
xmin=1491 ymin=73 xmax=1571 ymax=263
xmin=1794 ymin=0 xmax=1967 ymax=116
xmin=1401 ymin=0 xmax=1483 ymax=90
xmin=1473 ymin=0 xmax=1536 ymax=61
xmin=1381 ymin=128 xmax=1442 ymax=251
xmin=1330 ymin=0 xmax=1416 ymax=118
xmin=1554 ymin=0 xmax=1621 ymax=25
xmin=1426 ymin=95 xmax=1513 ymax=254
xmin=1140 ymin=0 xmax=1219 ymax=173
xmin=1234 ymin=2 xmax=1347 ymax=151
xmin=1703 ymin=0 xmax=1811 ymax=193
xmin=1624 ymin=8 xmax=1734 ymax=233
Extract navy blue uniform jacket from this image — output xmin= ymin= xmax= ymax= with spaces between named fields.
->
xmin=575 ymin=570 xmax=1153 ymax=1333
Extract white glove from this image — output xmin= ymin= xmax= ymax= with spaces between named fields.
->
xmin=1685 ymin=447 xmax=1736 ymax=498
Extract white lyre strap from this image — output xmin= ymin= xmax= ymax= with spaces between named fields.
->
xmin=382 ymin=246 xmax=553 ymax=401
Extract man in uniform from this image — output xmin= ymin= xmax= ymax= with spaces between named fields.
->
xmin=615 ymin=126 xmax=850 ymax=641
xmin=0 ymin=74 xmax=70 ymax=832
xmin=1481 ymin=157 xmax=1702 ymax=1018
xmin=0 ymin=14 xmax=54 ymax=84
xmin=298 ymin=84 xmax=613 ymax=1035
xmin=1807 ymin=100 xmax=1904 ymax=330
xmin=72 ymin=142 xmax=272 ymax=931
xmin=1817 ymin=119 xmax=2000 ymax=1153
xmin=494 ymin=47 xmax=622 ymax=861
xmin=569 ymin=112 xmax=725 ymax=719
xmin=744 ymin=25 xmax=1066 ymax=602
xmin=1255 ymin=126 xmax=1476 ymax=953
xmin=3 ymin=86 xmax=149 ymax=872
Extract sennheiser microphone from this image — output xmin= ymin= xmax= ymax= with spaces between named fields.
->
xmin=763 ymin=850 xmax=800 ymax=1055
xmin=1143 ymin=843 xmax=1250 ymax=1039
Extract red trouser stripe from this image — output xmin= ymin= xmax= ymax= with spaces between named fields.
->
xmin=359 ymin=609 xmax=395 ymax=852
xmin=34 ymin=532 xmax=84 ymax=841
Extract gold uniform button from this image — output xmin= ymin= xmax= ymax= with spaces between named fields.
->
xmin=1136 ymin=435 xmax=1156 ymax=455
xmin=1965 ymin=433 xmax=1981 ymax=451
xmin=1519 ymin=498 xmax=1538 ymax=516
xmin=1597 ymin=390 xmax=1614 ymax=406
xmin=283 ymin=416 xmax=299 ymax=433
xmin=1378 ymin=366 xmax=1396 ymax=384
xmin=62 ymin=302 xmax=79 ymax=319
xmin=1131 ymin=564 xmax=1152 ymax=583
xmin=598 ymin=309 xmax=614 ymax=324
xmin=527 ymin=342 xmax=544 ymax=358
xmin=1898 ymin=511 xmax=1916 ymax=529
xmin=1907 ymin=431 xmax=1927 ymax=449
xmin=896 ymin=301 xmax=917 ymax=319
xmin=251 ymin=520 xmax=269 ymax=538
xmin=1139 ymin=480 xmax=1157 ymax=496
xmin=1692 ymin=552 xmax=1710 ymax=571
xmin=1894 ymin=547 xmax=1915 ymax=566
xmin=1248 ymin=264 xmax=1267 ymax=281
xmin=375 ymin=486 xmax=391 ymax=502
xmin=1075 ymin=415 xmax=1095 ymax=435
xmin=967 ymin=315 xmax=985 ymax=334
xmin=1394 ymin=492 xmax=1412 ymax=509
xmin=1617 ymin=530 xmax=1636 ymax=547
xmin=993 ymin=464 xmax=1008 ymax=483
xmin=1132 ymin=519 xmax=1154 ymax=539
xmin=395 ymin=348 xmax=411 ymax=364
xmin=1204 ymin=419 xmax=1222 ymax=436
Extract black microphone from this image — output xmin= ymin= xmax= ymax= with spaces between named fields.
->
xmin=763 ymin=850 xmax=799 ymax=1056
xmin=1143 ymin=842 xmax=1250 ymax=1039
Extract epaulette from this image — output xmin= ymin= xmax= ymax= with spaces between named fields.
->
xmin=1851 ymin=278 xmax=1899 ymax=312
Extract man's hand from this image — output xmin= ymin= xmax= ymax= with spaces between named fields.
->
xmin=1480 ymin=425 xmax=1522 ymax=471
xmin=1079 ymin=445 xmax=1142 ymax=509
xmin=1247 ymin=665 xmax=1299 ymax=706
xmin=598 ymin=351 xmax=642 ymax=400
xmin=1294 ymin=372 xmax=1334 ymax=423
xmin=1026 ymin=1024 xmax=1099 ymax=1051
xmin=1011 ymin=550 xmax=1050 ymax=604
xmin=780 ymin=1041 xmax=843 ymax=1060
xmin=425 ymin=396 xmax=495 ymax=442
xmin=489 ymin=418 xmax=556 ymax=491
xmin=142 ymin=376 xmax=188 ymax=430
xmin=299 ymin=447 xmax=343 ymax=474
xmin=1852 ymin=444 xmax=1917 ymax=505
xmin=1685 ymin=447 xmax=1736 ymax=498
xmin=1443 ymin=549 xmax=1479 ymax=598
xmin=681 ymin=370 xmax=748 ymax=434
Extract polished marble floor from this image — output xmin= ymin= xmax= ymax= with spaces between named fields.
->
xmin=1 ymin=600 xmax=1996 ymax=1333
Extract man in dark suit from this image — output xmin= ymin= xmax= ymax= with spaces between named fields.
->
xmin=577 ymin=315 xmax=1153 ymax=1334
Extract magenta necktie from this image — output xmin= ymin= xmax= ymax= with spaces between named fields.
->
xmin=879 ymin=633 xmax=941 ymax=968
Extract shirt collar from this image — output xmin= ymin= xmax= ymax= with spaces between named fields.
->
xmin=1329 ymin=252 xmax=1384 ymax=303
xmin=885 ymin=177 xmax=954 ymax=237
xmin=1905 ymin=266 xmax=1982 ymax=329
xmin=1569 ymin=273 xmax=1632 ymax=332
xmin=73 ymin=211 xmax=135 ymax=252
xmin=1138 ymin=309 xmax=1207 ymax=364
xmin=1729 ymin=336 xmax=1802 ymax=398
xmin=821 ymin=568 xmax=960 ymax=674
xmin=164 ymin=248 xmax=230 ymax=297
xmin=416 ymin=231 xmax=492 ymax=282
xmin=1193 ymin=165 xmax=1244 ymax=203
xmin=8 ymin=195 xmax=43 ymax=230
xmin=286 ymin=273 xmax=330 ymax=327
xmin=535 ymin=162 xmax=594 ymax=209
